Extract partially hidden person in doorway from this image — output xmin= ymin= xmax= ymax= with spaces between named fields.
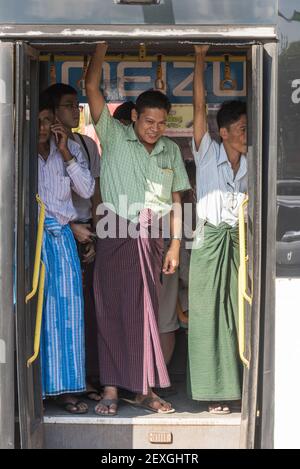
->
xmin=188 ymin=45 xmax=247 ymax=414
xmin=113 ymin=100 xmax=135 ymax=125
xmin=156 ymin=160 xmax=197 ymax=399
xmin=42 ymin=83 xmax=102 ymax=403
xmin=155 ymin=236 xmax=180 ymax=398
xmin=177 ymin=159 xmax=197 ymax=332
xmin=38 ymin=95 xmax=95 ymax=413
xmin=85 ymin=42 xmax=191 ymax=416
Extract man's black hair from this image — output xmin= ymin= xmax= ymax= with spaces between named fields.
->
xmin=39 ymin=90 xmax=55 ymax=114
xmin=216 ymin=100 xmax=246 ymax=130
xmin=42 ymin=83 xmax=77 ymax=109
xmin=135 ymin=89 xmax=171 ymax=115
xmin=113 ymin=101 xmax=135 ymax=123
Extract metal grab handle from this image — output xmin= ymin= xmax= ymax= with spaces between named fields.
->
xmin=155 ymin=54 xmax=165 ymax=90
xmin=139 ymin=43 xmax=146 ymax=61
xmin=220 ymin=54 xmax=237 ymax=91
xmin=238 ymin=196 xmax=252 ymax=368
xmin=49 ymin=53 xmax=56 ymax=85
xmin=25 ymin=194 xmax=45 ymax=303
xmin=76 ymin=54 xmax=88 ymax=93
xmin=27 ymin=261 xmax=45 ymax=367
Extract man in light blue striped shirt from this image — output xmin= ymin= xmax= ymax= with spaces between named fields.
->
xmin=38 ymin=95 xmax=95 ymax=414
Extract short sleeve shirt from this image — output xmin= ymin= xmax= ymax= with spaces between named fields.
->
xmin=94 ymin=104 xmax=191 ymax=222
xmin=192 ymin=132 xmax=247 ymax=227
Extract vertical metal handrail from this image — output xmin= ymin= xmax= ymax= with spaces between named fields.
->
xmin=25 ymin=194 xmax=45 ymax=303
xmin=26 ymin=194 xmax=46 ymax=366
xmin=238 ymin=196 xmax=252 ymax=368
xmin=27 ymin=261 xmax=45 ymax=367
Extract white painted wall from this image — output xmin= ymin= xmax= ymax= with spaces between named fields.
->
xmin=275 ymin=278 xmax=300 ymax=448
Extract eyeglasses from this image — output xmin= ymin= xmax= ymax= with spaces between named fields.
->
xmin=57 ymin=103 xmax=80 ymax=111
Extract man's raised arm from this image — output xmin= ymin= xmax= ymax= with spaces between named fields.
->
xmin=85 ymin=42 xmax=108 ymax=124
xmin=193 ymin=45 xmax=209 ymax=151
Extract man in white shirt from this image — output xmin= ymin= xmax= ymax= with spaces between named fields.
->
xmin=38 ymin=97 xmax=95 ymax=413
xmin=43 ymin=83 xmax=102 ymax=401
xmin=188 ymin=45 xmax=247 ymax=414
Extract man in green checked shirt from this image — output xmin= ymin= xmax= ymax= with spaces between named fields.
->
xmin=85 ymin=42 xmax=190 ymax=416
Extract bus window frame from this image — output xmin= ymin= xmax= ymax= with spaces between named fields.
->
xmin=10 ymin=32 xmax=277 ymax=449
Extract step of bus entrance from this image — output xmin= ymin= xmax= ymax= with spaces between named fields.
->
xmin=43 ymin=402 xmax=241 ymax=449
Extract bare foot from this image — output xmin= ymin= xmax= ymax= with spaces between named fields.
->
xmin=85 ymin=382 xmax=102 ymax=401
xmin=94 ymin=386 xmax=118 ymax=416
xmin=56 ymin=394 xmax=88 ymax=414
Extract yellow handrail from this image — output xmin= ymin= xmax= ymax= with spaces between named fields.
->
xmin=238 ymin=196 xmax=252 ymax=368
xmin=25 ymin=195 xmax=45 ymax=303
xmin=27 ymin=261 xmax=45 ymax=367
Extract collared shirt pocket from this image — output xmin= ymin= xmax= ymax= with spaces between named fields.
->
xmin=144 ymin=160 xmax=174 ymax=215
xmin=146 ymin=161 xmax=174 ymax=203
xmin=158 ymin=168 xmax=174 ymax=202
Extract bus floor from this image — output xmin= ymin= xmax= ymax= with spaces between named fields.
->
xmin=43 ymin=378 xmax=242 ymax=419
xmin=43 ymin=330 xmax=241 ymax=449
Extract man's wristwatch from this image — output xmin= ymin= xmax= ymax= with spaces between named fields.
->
xmin=171 ymin=235 xmax=182 ymax=241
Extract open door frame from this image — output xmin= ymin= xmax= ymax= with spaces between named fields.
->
xmin=15 ymin=42 xmax=44 ymax=449
xmin=256 ymin=42 xmax=277 ymax=449
xmin=240 ymin=42 xmax=277 ymax=448
xmin=0 ymin=42 xmax=15 ymax=449
xmin=239 ymin=44 xmax=263 ymax=449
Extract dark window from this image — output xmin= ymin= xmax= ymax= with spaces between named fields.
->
xmin=277 ymin=181 xmax=300 ymax=275
xmin=277 ymin=3 xmax=300 ymax=276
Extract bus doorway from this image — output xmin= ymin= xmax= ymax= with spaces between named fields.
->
xmin=14 ymin=43 xmax=43 ymax=449
xmin=13 ymin=37 xmax=275 ymax=449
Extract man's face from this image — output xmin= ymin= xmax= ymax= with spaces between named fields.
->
xmin=221 ymin=114 xmax=247 ymax=155
xmin=38 ymin=109 xmax=55 ymax=143
xmin=131 ymin=107 xmax=168 ymax=147
xmin=55 ymin=93 xmax=80 ymax=129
